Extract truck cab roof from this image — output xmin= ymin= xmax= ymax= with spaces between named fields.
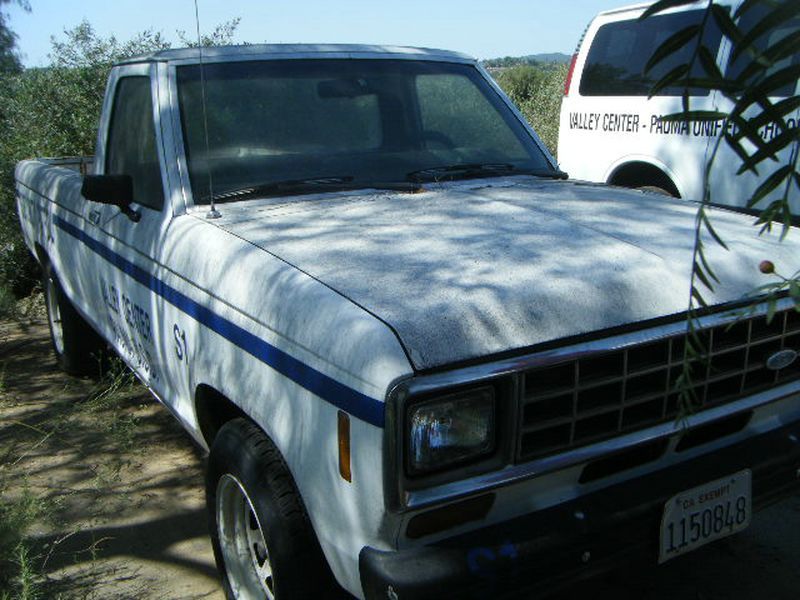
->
xmin=115 ymin=43 xmax=476 ymax=66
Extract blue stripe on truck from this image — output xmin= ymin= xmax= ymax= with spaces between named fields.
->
xmin=55 ymin=216 xmax=386 ymax=428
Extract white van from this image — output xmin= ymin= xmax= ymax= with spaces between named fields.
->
xmin=558 ymin=0 xmax=799 ymax=216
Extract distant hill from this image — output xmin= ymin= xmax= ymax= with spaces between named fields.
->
xmin=526 ymin=52 xmax=571 ymax=64
xmin=481 ymin=53 xmax=571 ymax=69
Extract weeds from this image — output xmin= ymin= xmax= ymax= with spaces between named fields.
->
xmin=0 ymin=343 xmax=144 ymax=599
xmin=84 ymin=357 xmax=139 ymax=456
xmin=0 ymin=487 xmax=46 ymax=600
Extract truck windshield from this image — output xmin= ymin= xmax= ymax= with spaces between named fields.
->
xmin=176 ymin=59 xmax=554 ymax=203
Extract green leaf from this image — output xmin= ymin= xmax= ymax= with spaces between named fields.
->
xmin=683 ymin=76 xmax=735 ymax=91
xmin=701 ymin=212 xmax=730 ymax=250
xmin=691 ymin=286 xmax=709 ymax=308
xmin=640 ymin=0 xmax=700 ymax=20
xmin=754 ymin=198 xmax=793 ymax=239
xmin=757 ymin=216 xmax=774 ymax=235
xmin=734 ymin=64 xmax=800 ymax=111
xmin=688 ymin=327 xmax=708 ymax=355
xmin=781 ymin=206 xmax=793 ymax=240
xmin=711 ymin=4 xmax=744 ymax=45
xmin=694 ymin=261 xmax=715 ymax=291
xmin=648 ymin=64 xmax=689 ymax=97
xmin=723 ymin=132 xmax=759 ymax=175
xmin=698 ymin=249 xmax=721 ymax=284
xmin=737 ymin=31 xmax=800 ymax=84
xmin=727 ymin=111 xmax=776 ymax=156
xmin=698 ymin=45 xmax=724 ymax=81
xmin=645 ymin=25 xmax=701 ymax=73
xmin=731 ymin=1 xmax=800 ymax=64
xmin=747 ymin=165 xmax=793 ymax=207
xmin=744 ymin=96 xmax=800 ymax=132
xmin=766 ymin=298 xmax=777 ymax=324
xmin=737 ymin=130 xmax=797 ymax=174
xmin=789 ymin=279 xmax=800 ymax=301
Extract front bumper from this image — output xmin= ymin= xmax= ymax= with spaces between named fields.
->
xmin=360 ymin=419 xmax=800 ymax=599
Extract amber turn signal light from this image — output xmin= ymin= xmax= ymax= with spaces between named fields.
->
xmin=338 ymin=411 xmax=352 ymax=482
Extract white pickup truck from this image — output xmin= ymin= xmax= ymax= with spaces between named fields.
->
xmin=15 ymin=44 xmax=800 ymax=599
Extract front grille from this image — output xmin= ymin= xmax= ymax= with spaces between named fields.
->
xmin=517 ymin=308 xmax=800 ymax=462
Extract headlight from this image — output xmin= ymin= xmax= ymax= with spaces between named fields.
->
xmin=406 ymin=387 xmax=495 ymax=475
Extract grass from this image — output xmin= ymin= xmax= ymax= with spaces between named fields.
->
xmin=84 ymin=357 xmax=140 ymax=457
xmin=0 ymin=339 xmax=144 ymax=599
xmin=0 ymin=487 xmax=46 ymax=600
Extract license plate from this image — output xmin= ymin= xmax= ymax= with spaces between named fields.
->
xmin=659 ymin=469 xmax=751 ymax=564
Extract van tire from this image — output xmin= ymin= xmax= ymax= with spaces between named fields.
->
xmin=637 ymin=185 xmax=673 ymax=196
xmin=207 ymin=418 xmax=335 ymax=599
xmin=42 ymin=261 xmax=105 ymax=376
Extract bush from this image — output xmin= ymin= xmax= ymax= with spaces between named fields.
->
xmin=493 ymin=64 xmax=568 ymax=157
xmin=0 ymin=20 xmax=239 ymax=305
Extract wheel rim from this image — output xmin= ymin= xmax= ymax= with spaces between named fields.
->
xmin=46 ymin=276 xmax=65 ymax=356
xmin=217 ymin=474 xmax=275 ymax=599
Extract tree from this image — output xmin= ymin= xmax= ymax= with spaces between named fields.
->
xmin=643 ymin=0 xmax=799 ymax=411
xmin=0 ymin=18 xmax=241 ymax=305
xmin=177 ymin=17 xmax=242 ymax=48
xmin=0 ymin=0 xmax=28 ymax=75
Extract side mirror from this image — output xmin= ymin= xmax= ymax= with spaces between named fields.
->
xmin=81 ymin=174 xmax=140 ymax=222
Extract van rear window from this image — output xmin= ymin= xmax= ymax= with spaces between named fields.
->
xmin=725 ymin=6 xmax=799 ymax=97
xmin=580 ymin=10 xmax=723 ymax=97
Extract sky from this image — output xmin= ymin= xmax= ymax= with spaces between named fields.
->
xmin=6 ymin=0 xmax=633 ymax=67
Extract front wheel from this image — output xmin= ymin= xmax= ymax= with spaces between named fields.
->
xmin=42 ymin=261 xmax=105 ymax=376
xmin=207 ymin=418 xmax=335 ymax=599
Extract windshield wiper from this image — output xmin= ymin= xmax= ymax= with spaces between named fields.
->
xmin=206 ymin=176 xmax=421 ymax=203
xmin=406 ymin=163 xmax=568 ymax=183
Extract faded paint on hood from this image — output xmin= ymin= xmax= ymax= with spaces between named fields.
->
xmin=210 ymin=177 xmax=800 ymax=370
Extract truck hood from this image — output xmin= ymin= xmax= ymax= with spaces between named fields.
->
xmin=212 ymin=177 xmax=799 ymax=370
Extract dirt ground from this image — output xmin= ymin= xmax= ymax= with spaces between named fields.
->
xmin=1 ymin=317 xmax=798 ymax=599
xmin=0 ymin=317 xmax=223 ymax=599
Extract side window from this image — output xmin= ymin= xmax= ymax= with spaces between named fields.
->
xmin=106 ymin=76 xmax=164 ymax=211
xmin=725 ymin=7 xmax=799 ymax=97
xmin=580 ymin=10 xmax=723 ymax=97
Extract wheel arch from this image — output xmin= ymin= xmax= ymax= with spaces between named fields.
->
xmin=194 ymin=384 xmax=250 ymax=448
xmin=606 ymin=158 xmax=682 ymax=198
xmin=33 ymin=242 xmax=49 ymax=267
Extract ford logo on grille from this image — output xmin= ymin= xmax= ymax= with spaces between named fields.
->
xmin=766 ymin=349 xmax=798 ymax=371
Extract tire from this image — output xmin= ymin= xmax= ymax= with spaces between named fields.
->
xmin=637 ymin=185 xmax=674 ymax=197
xmin=207 ymin=418 xmax=336 ymax=599
xmin=42 ymin=261 xmax=105 ymax=376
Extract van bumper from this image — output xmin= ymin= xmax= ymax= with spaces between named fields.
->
xmin=360 ymin=420 xmax=800 ymax=600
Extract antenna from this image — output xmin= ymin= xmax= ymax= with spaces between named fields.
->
xmin=194 ymin=0 xmax=221 ymax=219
